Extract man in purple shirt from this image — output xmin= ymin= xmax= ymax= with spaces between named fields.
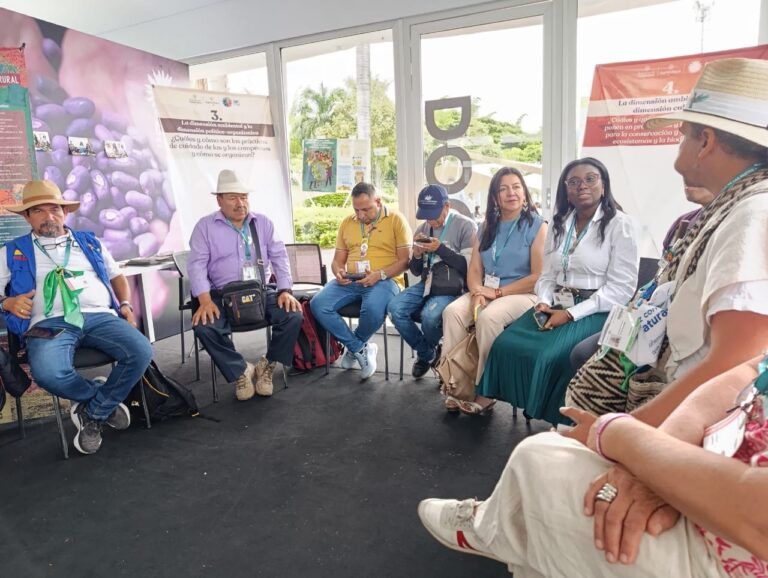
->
xmin=188 ymin=170 xmax=303 ymax=401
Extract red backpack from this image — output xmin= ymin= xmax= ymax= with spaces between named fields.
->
xmin=293 ymin=295 xmax=343 ymax=371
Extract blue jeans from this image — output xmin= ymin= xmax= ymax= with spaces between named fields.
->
xmin=26 ymin=313 xmax=153 ymax=421
xmin=387 ymin=282 xmax=457 ymax=361
xmin=310 ymin=279 xmax=400 ymax=353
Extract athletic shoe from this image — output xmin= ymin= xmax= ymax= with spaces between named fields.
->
xmin=412 ymin=357 xmax=433 ymax=379
xmin=70 ymin=402 xmax=103 ymax=455
xmin=354 ymin=342 xmax=378 ymax=380
xmin=340 ymin=348 xmax=357 ymax=369
xmin=235 ymin=362 xmax=256 ymax=401
xmin=417 ymin=498 xmax=498 ymax=560
xmin=254 ymin=356 xmax=275 ymax=397
xmin=105 ymin=402 xmax=131 ymax=430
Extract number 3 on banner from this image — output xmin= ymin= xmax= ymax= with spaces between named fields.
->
xmin=662 ymin=81 xmax=675 ymax=95
xmin=211 ymin=109 xmax=220 ymax=121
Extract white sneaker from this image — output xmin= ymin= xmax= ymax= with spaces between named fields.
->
xmin=417 ymin=498 xmax=498 ymax=560
xmin=354 ymin=342 xmax=378 ymax=380
xmin=340 ymin=348 xmax=357 ymax=369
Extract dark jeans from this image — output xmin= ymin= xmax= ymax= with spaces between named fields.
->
xmin=193 ymin=290 xmax=303 ymax=382
xmin=26 ymin=313 xmax=153 ymax=421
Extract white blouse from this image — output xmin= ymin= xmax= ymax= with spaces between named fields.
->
xmin=535 ymin=206 xmax=639 ymax=321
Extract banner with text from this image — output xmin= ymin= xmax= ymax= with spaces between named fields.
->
xmin=153 ymin=86 xmax=291 ymax=243
xmin=582 ymin=45 xmax=768 ymax=256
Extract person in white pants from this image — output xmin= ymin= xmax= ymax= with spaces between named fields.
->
xmin=419 ymin=354 xmax=768 ymax=578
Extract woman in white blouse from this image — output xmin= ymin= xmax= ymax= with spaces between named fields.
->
xmin=463 ymin=158 xmax=639 ymax=421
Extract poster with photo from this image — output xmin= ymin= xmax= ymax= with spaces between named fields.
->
xmin=67 ymin=136 xmax=94 ymax=156
xmin=104 ymin=139 xmax=127 ymax=158
xmin=33 ymin=130 xmax=51 ymax=151
xmin=336 ymin=138 xmax=370 ymax=192
xmin=302 ymin=139 xmax=337 ymax=193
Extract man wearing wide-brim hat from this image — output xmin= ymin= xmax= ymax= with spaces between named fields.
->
xmin=187 ymin=169 xmax=303 ymax=401
xmin=0 ymin=179 xmax=153 ymax=455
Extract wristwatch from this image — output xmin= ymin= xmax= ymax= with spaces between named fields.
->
xmin=119 ymin=300 xmax=133 ymax=312
xmin=379 ymin=270 xmax=388 ymax=281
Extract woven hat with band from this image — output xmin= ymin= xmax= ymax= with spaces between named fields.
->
xmin=5 ymin=180 xmax=80 ymax=213
xmin=212 ymin=169 xmax=249 ymax=195
xmin=644 ymin=58 xmax=768 ymax=148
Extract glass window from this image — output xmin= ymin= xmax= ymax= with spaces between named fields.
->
xmin=189 ymin=52 xmax=269 ymax=95
xmin=283 ymin=30 xmax=396 ymax=253
xmin=420 ymin=16 xmax=544 ymax=222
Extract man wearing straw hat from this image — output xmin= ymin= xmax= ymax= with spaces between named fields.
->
xmin=188 ymin=169 xmax=303 ymax=401
xmin=417 ymin=58 xmax=768 ymax=574
xmin=0 ymin=180 xmax=153 ymax=455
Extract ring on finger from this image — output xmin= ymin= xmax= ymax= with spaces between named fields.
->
xmin=596 ymin=482 xmax=618 ymax=503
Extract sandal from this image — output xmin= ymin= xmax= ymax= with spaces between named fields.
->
xmin=458 ymin=398 xmax=497 ymax=416
xmin=444 ymin=396 xmax=460 ymax=413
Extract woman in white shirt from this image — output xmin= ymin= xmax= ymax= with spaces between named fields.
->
xmin=463 ymin=158 xmax=639 ymax=422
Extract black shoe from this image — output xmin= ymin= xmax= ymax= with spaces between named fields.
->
xmin=412 ymin=357 xmax=433 ymax=379
xmin=70 ymin=402 xmax=103 ymax=455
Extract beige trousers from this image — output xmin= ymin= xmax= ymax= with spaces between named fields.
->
xmin=473 ymin=433 xmax=722 ymax=578
xmin=441 ymin=292 xmax=536 ymax=384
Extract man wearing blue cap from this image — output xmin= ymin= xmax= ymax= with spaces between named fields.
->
xmin=387 ymin=185 xmax=477 ymax=378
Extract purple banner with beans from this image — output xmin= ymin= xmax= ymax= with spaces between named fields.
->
xmin=0 ymin=8 xmax=191 ymax=341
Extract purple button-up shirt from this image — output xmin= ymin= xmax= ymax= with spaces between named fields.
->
xmin=188 ymin=211 xmax=293 ymax=296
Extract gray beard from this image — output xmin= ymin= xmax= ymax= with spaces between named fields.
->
xmin=37 ymin=223 xmax=65 ymax=238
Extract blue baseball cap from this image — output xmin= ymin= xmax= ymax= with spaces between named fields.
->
xmin=416 ymin=184 xmax=449 ymax=220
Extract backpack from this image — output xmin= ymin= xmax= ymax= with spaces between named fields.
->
xmin=126 ymin=360 xmax=199 ymax=423
xmin=293 ymin=295 xmax=343 ymax=372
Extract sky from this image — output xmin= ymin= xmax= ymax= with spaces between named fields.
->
xmin=203 ymin=0 xmax=762 ymax=137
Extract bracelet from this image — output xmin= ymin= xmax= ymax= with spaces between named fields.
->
xmin=594 ymin=412 xmax=633 ymax=461
xmin=277 ymin=288 xmax=293 ymax=296
xmin=495 ymin=288 xmax=502 ymax=299
xmin=119 ymin=301 xmax=133 ymax=312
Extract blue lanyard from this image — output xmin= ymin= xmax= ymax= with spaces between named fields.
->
xmin=426 ymin=213 xmax=454 ymax=268
xmin=491 ymin=217 xmax=519 ymax=273
xmin=561 ymin=215 xmax=590 ymax=280
xmin=756 ymin=355 xmax=768 ymax=396
xmin=227 ymin=218 xmax=252 ymax=261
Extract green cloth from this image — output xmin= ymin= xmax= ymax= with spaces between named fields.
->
xmin=42 ymin=267 xmax=84 ymax=328
xmin=477 ymin=308 xmax=608 ymax=425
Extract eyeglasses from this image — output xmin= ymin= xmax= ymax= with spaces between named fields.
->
xmin=565 ymin=174 xmax=601 ymax=189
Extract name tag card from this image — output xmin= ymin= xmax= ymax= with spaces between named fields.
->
xmin=553 ymin=288 xmax=575 ymax=309
xmin=65 ymin=274 xmax=91 ymax=292
xmin=484 ymin=274 xmax=500 ymax=289
xmin=599 ymin=305 xmax=640 ymax=354
xmin=703 ymin=407 xmax=747 ymax=457
xmin=356 ymin=260 xmax=371 ymax=274
xmin=242 ymin=264 xmax=257 ymax=281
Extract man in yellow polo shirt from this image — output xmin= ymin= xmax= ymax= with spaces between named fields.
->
xmin=310 ymin=182 xmax=411 ymax=379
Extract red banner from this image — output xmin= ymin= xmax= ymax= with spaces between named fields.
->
xmin=0 ymin=46 xmax=27 ymax=87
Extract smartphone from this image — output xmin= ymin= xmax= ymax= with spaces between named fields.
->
xmin=24 ymin=326 xmax=65 ymax=339
xmin=533 ymin=311 xmax=551 ymax=330
xmin=344 ymin=272 xmax=366 ymax=281
xmin=414 ymin=236 xmax=432 ymax=245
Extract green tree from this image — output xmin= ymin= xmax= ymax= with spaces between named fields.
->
xmin=289 ymin=83 xmax=345 ymax=155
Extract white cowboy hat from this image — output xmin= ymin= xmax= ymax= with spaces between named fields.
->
xmin=644 ymin=58 xmax=768 ymax=148
xmin=212 ymin=169 xmax=249 ymax=195
xmin=5 ymin=180 xmax=80 ymax=213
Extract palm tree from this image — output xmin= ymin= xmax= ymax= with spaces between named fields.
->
xmin=290 ymin=83 xmax=345 ymax=143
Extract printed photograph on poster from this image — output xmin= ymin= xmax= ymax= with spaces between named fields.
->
xmin=33 ymin=131 xmax=51 ymax=152
xmin=302 ymin=139 xmax=336 ymax=193
xmin=336 ymin=139 xmax=370 ymax=191
xmin=67 ymin=136 xmax=95 ymax=156
xmin=104 ymin=139 xmax=128 ymax=158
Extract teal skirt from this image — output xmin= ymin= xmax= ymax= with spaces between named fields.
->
xmin=477 ymin=308 xmax=608 ymax=425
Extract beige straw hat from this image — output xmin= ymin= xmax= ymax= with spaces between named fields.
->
xmin=5 ymin=180 xmax=80 ymax=213
xmin=212 ymin=169 xmax=250 ymax=195
xmin=644 ymin=58 xmax=768 ymax=148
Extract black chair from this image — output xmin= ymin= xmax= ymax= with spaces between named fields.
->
xmin=284 ymin=243 xmax=327 ymax=291
xmin=7 ymin=331 xmax=151 ymax=459
xmin=637 ymin=256 xmax=659 ymax=290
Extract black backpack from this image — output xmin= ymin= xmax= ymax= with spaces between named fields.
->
xmin=126 ymin=361 xmax=199 ymax=423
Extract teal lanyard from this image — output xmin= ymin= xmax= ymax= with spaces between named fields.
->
xmin=227 ymin=218 xmax=252 ymax=261
xmin=426 ymin=213 xmax=454 ymax=269
xmin=720 ymin=162 xmax=766 ymax=194
xmin=491 ymin=217 xmax=519 ymax=274
xmin=561 ymin=215 xmax=590 ymax=281
xmin=755 ymin=355 xmax=768 ymax=396
xmin=359 ymin=209 xmax=382 ymax=242
xmin=34 ymin=236 xmax=72 ymax=268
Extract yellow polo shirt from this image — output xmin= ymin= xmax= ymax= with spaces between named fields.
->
xmin=335 ymin=206 xmax=412 ymax=287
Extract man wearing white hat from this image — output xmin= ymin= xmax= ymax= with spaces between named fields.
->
xmin=188 ymin=169 xmax=303 ymax=401
xmin=417 ymin=58 xmax=768 ymax=576
xmin=0 ymin=180 xmax=153 ymax=455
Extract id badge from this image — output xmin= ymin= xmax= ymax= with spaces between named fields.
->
xmin=423 ymin=271 xmax=433 ymax=297
xmin=65 ymin=274 xmax=90 ymax=292
xmin=553 ymin=289 xmax=575 ymax=309
xmin=242 ymin=263 xmax=257 ymax=281
xmin=484 ymin=274 xmax=500 ymax=289
xmin=598 ymin=305 xmax=639 ymax=353
xmin=702 ymin=406 xmax=747 ymax=457
xmin=356 ymin=260 xmax=371 ymax=274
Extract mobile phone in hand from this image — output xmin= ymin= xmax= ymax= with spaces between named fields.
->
xmin=414 ymin=236 xmax=432 ymax=245
xmin=344 ymin=272 xmax=366 ymax=281
xmin=533 ymin=310 xmax=551 ymax=330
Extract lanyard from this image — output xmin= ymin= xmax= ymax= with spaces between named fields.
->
xmin=561 ymin=215 xmax=590 ymax=281
xmin=491 ymin=217 xmax=519 ymax=273
xmin=34 ymin=236 xmax=72 ymax=269
xmin=720 ymin=162 xmax=766 ymax=194
xmin=426 ymin=213 xmax=454 ymax=269
xmin=755 ymin=355 xmax=768 ymax=396
xmin=359 ymin=209 xmax=382 ymax=242
xmin=227 ymin=218 xmax=252 ymax=261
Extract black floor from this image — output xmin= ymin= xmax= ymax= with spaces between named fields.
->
xmin=0 ymin=330 xmax=548 ymax=577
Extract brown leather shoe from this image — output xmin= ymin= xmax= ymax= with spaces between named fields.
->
xmin=235 ymin=362 xmax=256 ymax=401
xmin=254 ymin=356 xmax=275 ymax=397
